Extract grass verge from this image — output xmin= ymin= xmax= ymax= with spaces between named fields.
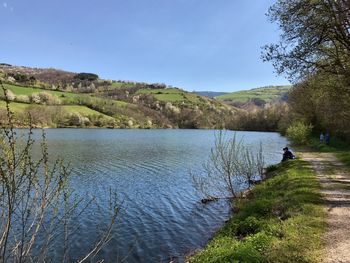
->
xmin=190 ymin=159 xmax=325 ymax=263
xmin=309 ymin=136 xmax=350 ymax=169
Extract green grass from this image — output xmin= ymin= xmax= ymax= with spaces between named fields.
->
xmin=2 ymin=83 xmax=130 ymax=110
xmin=109 ymin=81 xmax=136 ymax=89
xmin=136 ymin=88 xmax=209 ymax=104
xmin=3 ymin=83 xmax=77 ymax=99
xmin=309 ymin=136 xmax=350 ymax=168
xmin=60 ymin=105 xmax=112 ymax=117
xmin=190 ymin=160 xmax=325 ymax=263
xmin=137 ymin=88 xmax=186 ymax=102
xmin=154 ymin=93 xmax=185 ymax=102
xmin=215 ymin=85 xmax=292 ymax=103
xmin=84 ymin=96 xmax=130 ymax=108
xmin=136 ymin=88 xmax=183 ymax=94
xmin=184 ymin=93 xmax=203 ymax=104
xmin=335 ymin=151 xmax=350 ymax=168
xmin=0 ymin=101 xmax=31 ymax=113
xmin=0 ymin=101 xmax=111 ymax=118
xmin=109 ymin=82 xmax=124 ymax=88
xmin=3 ymin=84 xmax=41 ymax=96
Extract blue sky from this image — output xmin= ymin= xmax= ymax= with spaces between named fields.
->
xmin=0 ymin=0 xmax=289 ymax=92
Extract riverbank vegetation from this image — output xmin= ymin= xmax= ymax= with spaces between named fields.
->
xmin=192 ymin=132 xmax=264 ymax=201
xmin=190 ymin=159 xmax=325 ymax=263
xmin=262 ymin=0 xmax=350 ymax=143
xmin=193 ymin=1 xmax=350 ymax=261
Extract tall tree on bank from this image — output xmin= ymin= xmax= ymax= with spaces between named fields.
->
xmin=262 ymin=0 xmax=350 ymax=82
xmin=262 ymin=0 xmax=350 ymax=141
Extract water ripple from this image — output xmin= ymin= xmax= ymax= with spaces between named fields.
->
xmin=25 ymin=129 xmax=289 ymax=262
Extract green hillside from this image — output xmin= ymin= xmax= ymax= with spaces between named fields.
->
xmin=136 ymin=88 xmax=222 ymax=107
xmin=215 ymin=85 xmax=292 ymax=104
xmin=137 ymin=88 xmax=185 ymax=102
xmin=0 ymin=64 xmax=237 ymax=129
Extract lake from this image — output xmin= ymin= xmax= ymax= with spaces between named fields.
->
xmin=26 ymin=129 xmax=289 ymax=262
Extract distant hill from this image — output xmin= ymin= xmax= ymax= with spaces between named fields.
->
xmin=0 ymin=64 xmax=237 ymax=129
xmin=215 ymin=85 xmax=292 ymax=107
xmin=194 ymin=91 xmax=228 ymax=98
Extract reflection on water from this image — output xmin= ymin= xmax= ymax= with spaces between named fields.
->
xmin=25 ymin=129 xmax=288 ymax=262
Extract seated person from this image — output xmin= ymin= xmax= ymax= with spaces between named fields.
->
xmin=282 ymin=147 xmax=295 ymax=162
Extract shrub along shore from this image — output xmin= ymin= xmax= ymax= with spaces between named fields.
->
xmin=190 ymin=159 xmax=325 ymax=263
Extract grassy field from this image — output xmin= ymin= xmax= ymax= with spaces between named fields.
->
xmin=0 ymin=83 xmax=168 ymax=128
xmin=0 ymin=101 xmax=31 ymax=113
xmin=0 ymin=78 xmax=236 ymax=128
xmin=190 ymin=159 xmax=325 ymax=263
xmin=2 ymin=83 xmax=224 ymax=110
xmin=216 ymin=85 xmax=292 ymax=103
xmin=3 ymin=83 xmax=77 ymax=98
xmin=137 ymin=88 xmax=210 ymax=104
xmin=86 ymin=96 xmax=130 ymax=108
xmin=155 ymin=93 xmax=185 ymax=102
xmin=183 ymin=93 xmax=203 ymax=104
xmin=1 ymin=83 xmax=130 ymax=111
xmin=137 ymin=88 xmax=186 ymax=102
xmin=108 ymin=81 xmax=137 ymax=89
xmin=136 ymin=88 xmax=183 ymax=94
xmin=0 ymin=101 xmax=111 ymax=118
xmin=60 ymin=105 xmax=112 ymax=117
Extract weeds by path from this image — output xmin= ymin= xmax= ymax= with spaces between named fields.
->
xmin=190 ymin=160 xmax=325 ymax=263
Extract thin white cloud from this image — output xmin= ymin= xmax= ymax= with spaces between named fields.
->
xmin=3 ymin=2 xmax=14 ymax=11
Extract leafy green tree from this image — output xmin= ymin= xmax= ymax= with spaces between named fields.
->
xmin=263 ymin=0 xmax=350 ymax=141
xmin=289 ymin=73 xmax=350 ymax=139
xmin=262 ymin=0 xmax=350 ymax=81
xmin=286 ymin=121 xmax=313 ymax=145
xmin=74 ymin=73 xmax=99 ymax=81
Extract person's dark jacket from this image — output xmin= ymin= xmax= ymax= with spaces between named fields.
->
xmin=282 ymin=150 xmax=294 ymax=162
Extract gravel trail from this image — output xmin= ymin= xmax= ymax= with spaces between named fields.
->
xmin=302 ymin=152 xmax=350 ymax=263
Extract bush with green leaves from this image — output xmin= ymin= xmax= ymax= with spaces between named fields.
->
xmin=286 ymin=121 xmax=313 ymax=145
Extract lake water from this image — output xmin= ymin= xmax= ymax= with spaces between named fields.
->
xmin=26 ymin=129 xmax=288 ymax=262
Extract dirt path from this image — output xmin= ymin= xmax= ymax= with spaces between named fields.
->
xmin=301 ymin=152 xmax=350 ymax=263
